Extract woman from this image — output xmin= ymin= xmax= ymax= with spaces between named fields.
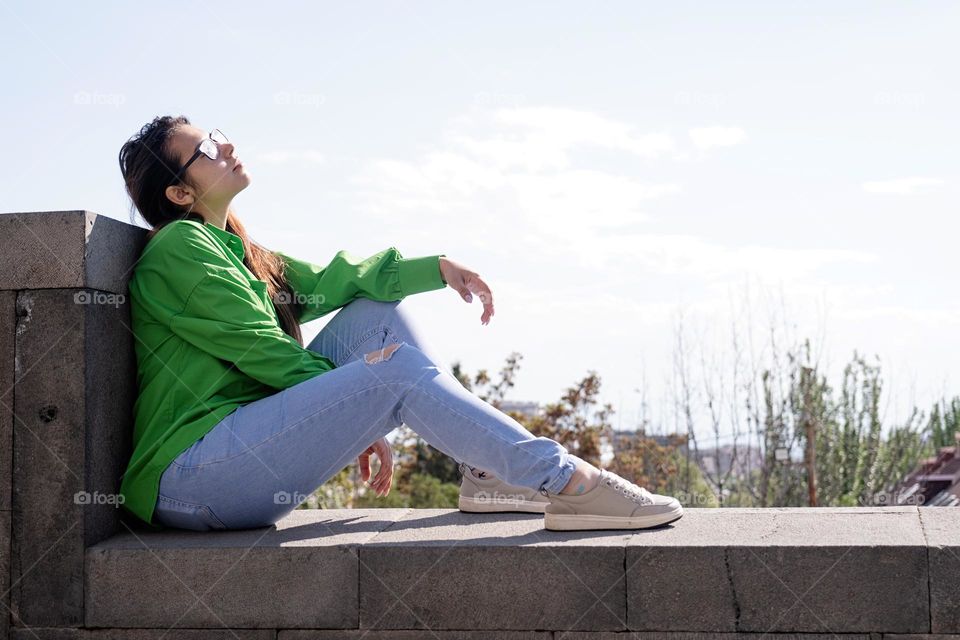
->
xmin=116 ymin=115 xmax=683 ymax=532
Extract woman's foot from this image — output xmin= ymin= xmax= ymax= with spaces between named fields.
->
xmin=545 ymin=465 xmax=683 ymax=531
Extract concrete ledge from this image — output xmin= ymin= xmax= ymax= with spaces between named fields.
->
xmin=0 ymin=210 xmax=144 ymax=293
xmin=81 ymin=506 xmax=951 ymax=634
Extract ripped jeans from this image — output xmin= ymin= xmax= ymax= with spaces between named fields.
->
xmin=152 ymin=296 xmax=578 ymax=531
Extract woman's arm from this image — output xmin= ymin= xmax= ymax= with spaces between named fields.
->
xmin=273 ymin=247 xmax=447 ymax=324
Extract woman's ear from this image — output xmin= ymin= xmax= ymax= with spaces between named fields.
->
xmin=164 ymin=183 xmax=193 ymax=207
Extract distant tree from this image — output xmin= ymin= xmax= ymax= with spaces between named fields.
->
xmin=926 ymin=396 xmax=960 ymax=449
xmin=519 ymin=371 xmax=612 ymax=467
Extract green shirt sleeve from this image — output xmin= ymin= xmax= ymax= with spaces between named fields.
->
xmin=274 ymin=247 xmax=447 ymax=324
xmin=161 ymin=224 xmax=336 ymax=390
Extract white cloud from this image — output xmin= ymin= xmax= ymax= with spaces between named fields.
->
xmin=443 ymin=106 xmax=680 ymax=172
xmin=861 ymin=176 xmax=944 ymax=195
xmin=349 ymin=106 xmax=876 ymax=282
xmin=688 ymin=126 xmax=746 ymax=151
xmin=352 ymin=106 xmax=686 ymax=254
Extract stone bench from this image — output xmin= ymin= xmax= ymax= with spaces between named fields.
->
xmin=1 ymin=211 xmax=958 ymax=639
xmin=84 ymin=506 xmax=957 ymax=635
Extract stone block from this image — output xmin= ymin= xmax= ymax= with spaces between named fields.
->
xmin=1 ymin=290 xmax=14 ymax=510
xmin=86 ymin=509 xmax=410 ymax=630
xmin=920 ymin=506 xmax=960 ymax=633
xmin=626 ymin=507 xmax=928 ymax=633
xmin=0 ymin=211 xmax=145 ymax=293
xmin=359 ymin=509 xmax=628 ymax=631
xmin=12 ymin=289 xmax=87 ymax=626
xmin=0 ymin=509 xmax=10 ymax=640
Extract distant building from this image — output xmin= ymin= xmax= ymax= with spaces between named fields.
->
xmin=608 ymin=429 xmax=687 ymax=451
xmin=498 ymin=400 xmax=542 ymax=419
xmin=602 ymin=429 xmax=688 ymax=467
xmin=696 ymin=443 xmax=765 ymax=477
xmin=889 ymin=432 xmax=960 ymax=506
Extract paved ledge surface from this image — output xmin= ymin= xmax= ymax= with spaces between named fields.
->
xmin=80 ymin=506 xmax=958 ymax=635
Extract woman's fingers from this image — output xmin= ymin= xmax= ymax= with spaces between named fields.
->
xmin=375 ymin=447 xmax=393 ymax=495
xmin=366 ymin=438 xmax=394 ymax=496
xmin=357 ymin=446 xmax=373 ymax=482
xmin=441 ymin=257 xmax=496 ymax=325
xmin=467 ymin=276 xmax=495 ymax=325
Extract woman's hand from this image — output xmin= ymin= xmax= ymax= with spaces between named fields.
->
xmin=358 ymin=436 xmax=394 ymax=497
xmin=439 ymin=256 xmax=495 ymax=325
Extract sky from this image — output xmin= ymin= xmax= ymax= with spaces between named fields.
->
xmin=1 ymin=1 xmax=958 ymax=445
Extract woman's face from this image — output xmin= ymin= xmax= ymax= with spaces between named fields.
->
xmin=164 ymin=124 xmax=250 ymax=211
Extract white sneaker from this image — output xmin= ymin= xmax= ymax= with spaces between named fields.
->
xmin=457 ymin=462 xmax=550 ymax=513
xmin=543 ymin=468 xmax=683 ymax=530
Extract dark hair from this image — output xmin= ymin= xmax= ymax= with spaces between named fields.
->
xmin=118 ymin=115 xmax=304 ymax=345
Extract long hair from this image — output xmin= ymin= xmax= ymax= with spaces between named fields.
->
xmin=118 ymin=115 xmax=304 ymax=345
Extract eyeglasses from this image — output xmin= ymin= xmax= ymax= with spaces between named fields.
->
xmin=172 ymin=129 xmax=229 ymax=183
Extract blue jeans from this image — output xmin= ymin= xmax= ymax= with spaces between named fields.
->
xmin=153 ymin=296 xmax=578 ymax=530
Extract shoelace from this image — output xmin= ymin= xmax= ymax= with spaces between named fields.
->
xmin=603 ymin=471 xmax=654 ymax=506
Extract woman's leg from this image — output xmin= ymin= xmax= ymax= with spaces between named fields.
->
xmin=311 ymin=299 xmax=578 ymax=495
xmin=309 ymin=297 xmax=578 ymax=484
xmin=305 ymin=296 xmax=454 ymax=374
xmin=156 ymin=299 xmax=577 ymax=530
xmin=305 ymin=297 xmax=476 ymax=473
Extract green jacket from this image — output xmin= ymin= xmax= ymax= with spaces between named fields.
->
xmin=118 ymin=218 xmax=447 ymax=527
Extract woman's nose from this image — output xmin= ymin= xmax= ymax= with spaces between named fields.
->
xmin=220 ymin=141 xmax=236 ymax=158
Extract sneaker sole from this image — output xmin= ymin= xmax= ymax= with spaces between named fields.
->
xmin=543 ymin=505 xmax=684 ymax=530
xmin=458 ymin=495 xmax=548 ymax=514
